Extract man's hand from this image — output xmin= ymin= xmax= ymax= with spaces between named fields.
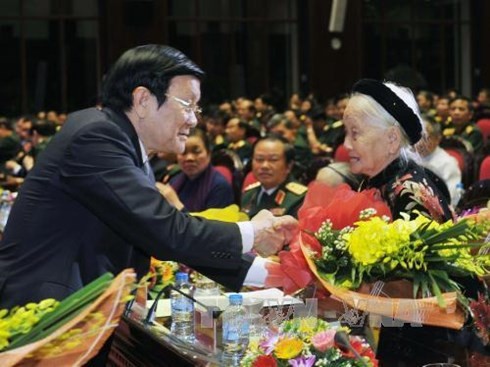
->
xmin=251 ymin=210 xmax=298 ymax=257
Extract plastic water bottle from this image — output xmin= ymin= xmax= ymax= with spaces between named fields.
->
xmin=221 ymin=294 xmax=249 ymax=366
xmin=170 ymin=272 xmax=195 ymax=342
xmin=453 ymin=182 xmax=465 ymax=208
xmin=0 ymin=191 xmax=11 ymax=231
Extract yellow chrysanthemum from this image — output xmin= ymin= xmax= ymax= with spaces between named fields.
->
xmin=345 ymin=215 xmax=431 ymax=266
xmin=274 ymin=337 xmax=304 ymax=359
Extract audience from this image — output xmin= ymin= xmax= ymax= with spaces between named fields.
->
xmin=0 ymin=85 xmax=487 ymax=217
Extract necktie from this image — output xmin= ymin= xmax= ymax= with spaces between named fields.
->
xmin=258 ymin=191 xmax=273 ymax=206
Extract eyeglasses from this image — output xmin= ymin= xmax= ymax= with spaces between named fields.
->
xmin=165 ymin=94 xmax=202 ymax=115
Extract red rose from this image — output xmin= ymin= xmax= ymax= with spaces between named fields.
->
xmin=253 ymin=355 xmax=277 ymax=367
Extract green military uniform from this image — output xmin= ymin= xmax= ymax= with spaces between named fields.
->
xmin=293 ymin=133 xmax=313 ymax=172
xmin=240 ymin=180 xmax=307 ymax=218
xmin=435 ymin=115 xmax=451 ymax=127
xmin=228 ymin=139 xmax=253 ymax=165
xmin=318 ymin=119 xmax=345 ymax=152
xmin=442 ymin=123 xmax=484 ymax=153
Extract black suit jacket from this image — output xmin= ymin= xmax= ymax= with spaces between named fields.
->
xmin=0 ymin=107 xmax=252 ymax=308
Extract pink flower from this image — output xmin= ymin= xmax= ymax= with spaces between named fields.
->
xmin=310 ymin=330 xmax=336 ymax=352
xmin=288 ymin=355 xmax=316 ymax=367
xmin=259 ymin=332 xmax=279 ymax=355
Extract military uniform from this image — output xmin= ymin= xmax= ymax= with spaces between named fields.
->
xmin=318 ymin=119 xmax=345 ymax=153
xmin=240 ymin=180 xmax=307 ymax=218
xmin=293 ymin=133 xmax=313 ymax=164
xmin=211 ymin=134 xmax=227 ymax=152
xmin=442 ymin=123 xmax=484 ymax=153
xmin=227 ymin=139 xmax=252 ymax=165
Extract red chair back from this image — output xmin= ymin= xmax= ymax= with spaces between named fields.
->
xmin=479 ymin=155 xmax=490 ymax=180
xmin=334 ymin=144 xmax=350 ymax=163
xmin=445 ymin=148 xmax=465 ymax=172
xmin=241 ymin=171 xmax=258 ymax=192
xmin=477 ymin=118 xmax=490 ymax=144
xmin=214 ymin=165 xmax=233 ymax=184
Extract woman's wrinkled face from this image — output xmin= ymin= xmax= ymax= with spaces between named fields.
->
xmin=177 ymin=135 xmax=211 ymax=179
xmin=342 ymin=103 xmax=395 ymax=178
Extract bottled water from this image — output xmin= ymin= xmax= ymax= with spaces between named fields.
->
xmin=221 ymin=294 xmax=249 ymax=366
xmin=170 ymin=272 xmax=195 ymax=342
xmin=453 ymin=182 xmax=465 ymax=208
xmin=0 ymin=191 xmax=12 ymax=231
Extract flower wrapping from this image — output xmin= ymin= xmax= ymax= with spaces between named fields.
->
xmin=300 ymin=239 xmax=466 ymax=329
xmin=0 ymin=269 xmax=136 ymax=367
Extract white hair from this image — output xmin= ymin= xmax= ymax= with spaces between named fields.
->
xmin=349 ymin=81 xmax=424 ymax=164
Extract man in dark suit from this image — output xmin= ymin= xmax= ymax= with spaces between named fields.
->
xmin=0 ymin=45 xmax=297 ymax=312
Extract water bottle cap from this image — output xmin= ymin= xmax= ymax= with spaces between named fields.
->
xmin=228 ymin=294 xmax=243 ymax=304
xmin=175 ymin=272 xmax=189 ymax=282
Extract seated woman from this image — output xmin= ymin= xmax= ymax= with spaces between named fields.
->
xmin=342 ymin=79 xmax=454 ymax=222
xmin=342 ymin=79 xmax=485 ymax=366
xmin=269 ymin=79 xmax=486 ymax=366
xmin=157 ymin=129 xmax=234 ymax=212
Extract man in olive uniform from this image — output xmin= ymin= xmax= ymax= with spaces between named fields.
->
xmin=225 ymin=116 xmax=253 ymax=165
xmin=268 ymin=115 xmax=312 ymax=176
xmin=443 ymin=96 xmax=484 ymax=153
xmin=305 ymin=110 xmax=345 ymax=156
xmin=241 ymin=136 xmax=307 ymax=218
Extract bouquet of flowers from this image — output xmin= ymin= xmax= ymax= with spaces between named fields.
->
xmin=240 ymin=317 xmax=378 ymax=367
xmin=147 ymin=258 xmax=179 ymax=299
xmin=0 ymin=269 xmax=135 ymax=366
xmin=311 ymin=210 xmax=489 ymax=308
xmin=267 ymin=182 xmax=490 ymax=329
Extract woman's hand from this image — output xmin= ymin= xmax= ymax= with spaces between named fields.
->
xmin=155 ymin=182 xmax=184 ymax=211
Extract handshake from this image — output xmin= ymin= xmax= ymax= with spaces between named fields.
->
xmin=250 ymin=210 xmax=298 ymax=258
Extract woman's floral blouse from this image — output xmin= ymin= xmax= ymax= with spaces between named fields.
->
xmin=361 ymin=158 xmax=454 ymax=223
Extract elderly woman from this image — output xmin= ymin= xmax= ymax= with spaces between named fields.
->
xmin=157 ymin=129 xmax=234 ymax=212
xmin=344 ymin=79 xmax=487 ymax=366
xmin=343 ymin=79 xmax=453 ymax=223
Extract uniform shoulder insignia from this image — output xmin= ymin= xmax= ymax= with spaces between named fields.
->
xmin=244 ymin=181 xmax=261 ymax=191
xmin=215 ymin=135 xmax=224 ymax=145
xmin=332 ymin=120 xmax=343 ymax=128
xmin=443 ymin=128 xmax=455 ymax=137
xmin=286 ymin=182 xmax=307 ymax=195
xmin=465 ymin=125 xmax=474 ymax=134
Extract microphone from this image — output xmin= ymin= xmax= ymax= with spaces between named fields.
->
xmin=144 ymin=284 xmax=172 ymax=325
xmin=334 ymin=331 xmax=369 ymax=367
xmin=124 ymin=287 xmax=139 ymax=317
xmin=144 ymin=284 xmax=222 ymax=325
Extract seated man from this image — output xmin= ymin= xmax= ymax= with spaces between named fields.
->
xmin=416 ymin=116 xmax=462 ymax=207
xmin=443 ymin=96 xmax=484 ymax=153
xmin=225 ymin=116 xmax=253 ymax=166
xmin=241 ymin=136 xmax=307 ymax=218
